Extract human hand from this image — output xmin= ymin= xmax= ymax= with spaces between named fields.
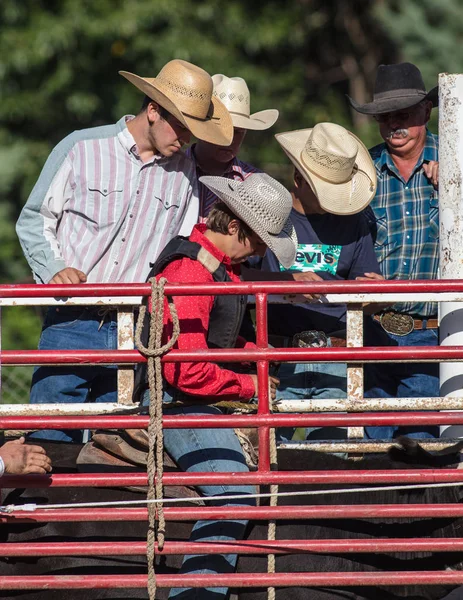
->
xmin=0 ymin=437 xmax=52 ymax=475
xmin=249 ymin=375 xmax=280 ymax=401
xmin=292 ymin=271 xmax=323 ymax=300
xmin=50 ymin=268 xmax=87 ymax=284
xmin=355 ymin=272 xmax=384 ymax=281
xmin=423 ymin=161 xmax=438 ymax=189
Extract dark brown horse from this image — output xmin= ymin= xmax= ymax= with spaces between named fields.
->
xmin=1 ymin=440 xmax=463 ymax=600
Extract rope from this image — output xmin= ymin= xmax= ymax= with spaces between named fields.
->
xmin=134 ymin=277 xmax=180 ymax=600
xmin=2 ymin=480 xmax=463 ymax=514
xmin=266 ymin=425 xmax=279 ymax=600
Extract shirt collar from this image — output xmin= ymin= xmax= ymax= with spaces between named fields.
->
xmin=377 ymin=129 xmax=438 ymax=174
xmin=117 ymin=114 xmax=169 ymax=164
xmin=188 ymin=143 xmax=242 ymax=178
xmin=190 ymin=224 xmax=233 ymax=267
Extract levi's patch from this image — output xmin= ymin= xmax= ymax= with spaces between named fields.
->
xmin=280 ymin=243 xmax=342 ymax=275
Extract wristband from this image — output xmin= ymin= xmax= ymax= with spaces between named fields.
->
xmin=0 ymin=456 xmax=5 ymax=477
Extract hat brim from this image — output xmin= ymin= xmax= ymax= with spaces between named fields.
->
xmin=119 ymin=71 xmax=233 ymax=146
xmin=231 ymin=109 xmax=279 ymax=131
xmin=275 ymin=128 xmax=377 ymax=216
xmin=200 ymin=177 xmax=297 ymax=269
xmin=347 ymin=86 xmax=438 ymax=115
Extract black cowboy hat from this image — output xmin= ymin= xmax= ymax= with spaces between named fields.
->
xmin=347 ymin=62 xmax=438 ymax=115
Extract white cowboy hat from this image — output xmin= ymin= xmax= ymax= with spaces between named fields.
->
xmin=275 ymin=123 xmax=377 ymax=215
xmin=119 ymin=60 xmax=233 ymax=146
xmin=199 ymin=173 xmax=297 ymax=268
xmin=212 ymin=74 xmax=279 ymax=131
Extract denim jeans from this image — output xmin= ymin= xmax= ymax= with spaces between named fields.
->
xmin=276 ymin=360 xmax=347 ymax=442
xmin=29 ymin=307 xmax=118 ymax=443
xmin=142 ymin=393 xmax=256 ymax=599
xmin=364 ymin=325 xmax=439 ymax=440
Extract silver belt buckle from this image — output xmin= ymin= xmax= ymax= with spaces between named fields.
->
xmin=379 ymin=312 xmax=414 ymax=336
xmin=292 ymin=330 xmax=328 ymax=348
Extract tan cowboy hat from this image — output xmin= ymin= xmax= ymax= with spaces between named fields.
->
xmin=275 ymin=123 xmax=377 ymax=215
xmin=119 ymin=60 xmax=233 ymax=146
xmin=199 ymin=173 xmax=297 ymax=268
xmin=212 ymin=74 xmax=279 ymax=131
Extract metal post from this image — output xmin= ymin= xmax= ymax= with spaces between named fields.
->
xmin=439 ymin=73 xmax=463 ymax=437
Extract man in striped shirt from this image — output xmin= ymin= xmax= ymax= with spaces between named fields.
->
xmin=348 ymin=62 xmax=440 ymax=440
xmin=16 ymin=59 xmax=233 ymax=442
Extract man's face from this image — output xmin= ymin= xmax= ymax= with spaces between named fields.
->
xmin=149 ymin=107 xmax=191 ymax=157
xmin=229 ymin=228 xmax=267 ymax=264
xmin=198 ymin=127 xmax=247 ymax=164
xmin=374 ymin=101 xmax=432 ymax=152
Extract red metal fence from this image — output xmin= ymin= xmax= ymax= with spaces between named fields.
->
xmin=2 ymin=280 xmax=463 ymax=592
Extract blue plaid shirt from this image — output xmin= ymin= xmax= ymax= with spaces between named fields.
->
xmin=364 ymin=130 xmax=439 ymax=317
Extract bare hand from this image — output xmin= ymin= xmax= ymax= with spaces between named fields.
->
xmin=0 ymin=437 xmax=52 ymax=475
xmin=355 ymin=272 xmax=384 ymax=281
xmin=249 ymin=375 xmax=280 ymax=401
xmin=292 ymin=271 xmax=323 ymax=300
xmin=423 ymin=161 xmax=438 ymax=189
xmin=50 ymin=267 xmax=87 ymax=284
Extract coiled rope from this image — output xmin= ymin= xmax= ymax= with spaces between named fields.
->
xmin=134 ymin=277 xmax=180 ymax=600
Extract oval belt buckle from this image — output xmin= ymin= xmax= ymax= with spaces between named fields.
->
xmin=380 ymin=312 xmax=414 ymax=336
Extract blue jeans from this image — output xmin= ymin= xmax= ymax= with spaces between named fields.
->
xmin=276 ymin=360 xmax=347 ymax=442
xmin=364 ymin=326 xmax=439 ymax=440
xmin=142 ymin=394 xmax=256 ymax=599
xmin=29 ymin=307 xmax=118 ymax=443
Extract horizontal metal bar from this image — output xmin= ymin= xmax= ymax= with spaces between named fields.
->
xmin=2 ymin=279 xmax=463 ymax=298
xmin=2 ymin=468 xmax=463 ymax=489
xmin=1 ymin=398 xmax=460 ymax=418
xmin=3 ymin=346 xmax=463 ymax=367
xmin=4 ymin=504 xmax=463 ymax=524
xmin=3 ymin=411 xmax=463 ymax=431
xmin=3 ymin=538 xmax=463 ymax=557
xmin=3 ymin=293 xmax=463 ymax=307
xmin=0 ymin=403 xmax=136 ymax=416
xmin=276 ymin=397 xmax=463 ymax=412
xmin=279 ymin=439 xmax=463 ymax=453
xmin=2 ymin=571 xmax=463 ymax=590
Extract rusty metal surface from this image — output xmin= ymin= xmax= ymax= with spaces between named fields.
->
xmin=116 ymin=308 xmax=135 ymax=405
xmin=279 ymin=439 xmax=463 ymax=453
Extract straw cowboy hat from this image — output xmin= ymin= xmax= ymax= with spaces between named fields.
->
xmin=212 ymin=74 xmax=279 ymax=131
xmin=347 ymin=62 xmax=438 ymax=115
xmin=200 ymin=172 xmax=297 ymax=268
xmin=119 ymin=60 xmax=233 ymax=146
xmin=276 ymin=123 xmax=377 ymax=216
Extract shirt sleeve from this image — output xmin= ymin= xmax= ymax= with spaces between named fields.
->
xmin=161 ymin=258 xmax=256 ymax=401
xmin=16 ymin=138 xmax=76 ymax=283
xmin=347 ymin=213 xmax=382 ymax=279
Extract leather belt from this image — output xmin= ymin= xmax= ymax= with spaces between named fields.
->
xmin=374 ymin=312 xmax=438 ymax=336
xmin=268 ymin=332 xmax=346 ymax=348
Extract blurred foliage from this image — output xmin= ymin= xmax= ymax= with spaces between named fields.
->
xmin=0 ymin=0 xmax=461 ymax=373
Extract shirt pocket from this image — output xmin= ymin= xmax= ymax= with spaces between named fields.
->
xmin=428 ymin=195 xmax=439 ymax=240
xmin=84 ymin=183 xmax=124 ymax=223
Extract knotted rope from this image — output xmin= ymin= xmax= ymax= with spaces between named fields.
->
xmin=134 ymin=277 xmax=180 ymax=600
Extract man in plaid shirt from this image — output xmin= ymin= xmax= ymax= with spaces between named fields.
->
xmin=349 ymin=62 xmax=439 ymax=440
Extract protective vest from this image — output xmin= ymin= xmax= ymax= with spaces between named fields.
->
xmin=133 ymin=236 xmax=247 ymax=401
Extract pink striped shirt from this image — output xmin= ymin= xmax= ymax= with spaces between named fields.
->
xmin=17 ymin=116 xmax=199 ymax=284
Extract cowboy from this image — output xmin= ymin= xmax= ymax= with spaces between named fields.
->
xmin=0 ymin=436 xmax=52 ymax=476
xmin=348 ymin=62 xmax=439 ymax=440
xmin=185 ymin=73 xmax=279 ymax=220
xmin=16 ymin=59 xmax=233 ymax=443
xmin=138 ymin=172 xmax=296 ymax=600
xmin=253 ymin=123 xmax=383 ymax=441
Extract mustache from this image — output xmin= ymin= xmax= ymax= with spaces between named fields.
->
xmin=386 ymin=128 xmax=409 ymax=139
